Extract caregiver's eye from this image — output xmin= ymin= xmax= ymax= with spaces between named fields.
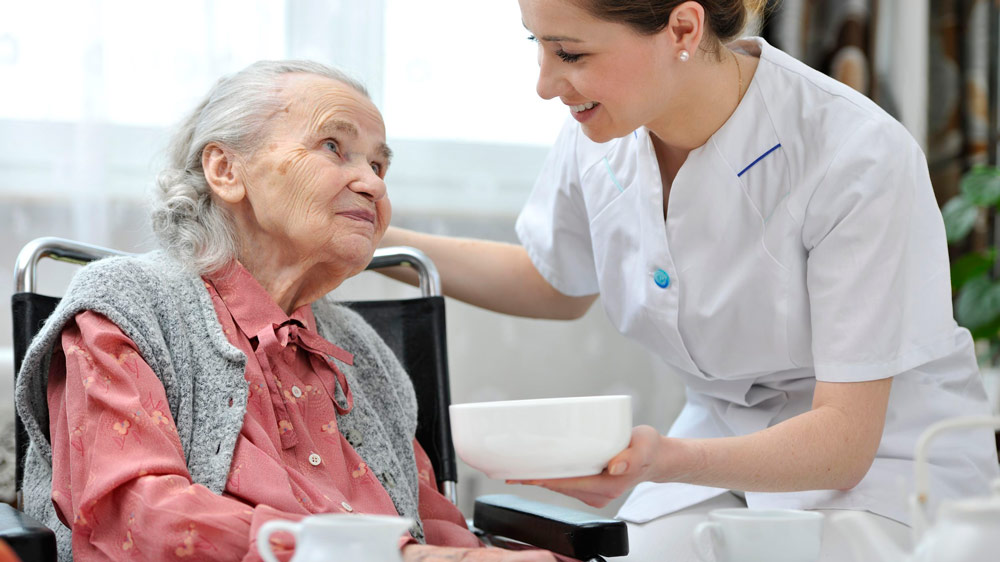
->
xmin=556 ymin=49 xmax=583 ymax=63
xmin=370 ymin=162 xmax=381 ymax=175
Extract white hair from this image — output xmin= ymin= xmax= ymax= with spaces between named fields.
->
xmin=150 ymin=60 xmax=370 ymax=274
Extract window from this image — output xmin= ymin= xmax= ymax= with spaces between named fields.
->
xmin=0 ymin=0 xmax=286 ymax=125
xmin=0 ymin=0 xmax=287 ymax=197
xmin=380 ymin=0 xmax=563 ymax=213
xmin=0 ymin=0 xmax=561 ymax=212
xmin=383 ymin=0 xmax=563 ymax=146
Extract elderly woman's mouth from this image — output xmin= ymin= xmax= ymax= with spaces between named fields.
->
xmin=339 ymin=209 xmax=376 ymax=224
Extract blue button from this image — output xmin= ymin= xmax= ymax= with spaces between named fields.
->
xmin=653 ymin=269 xmax=670 ymax=288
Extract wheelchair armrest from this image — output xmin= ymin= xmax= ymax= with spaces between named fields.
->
xmin=473 ymin=494 xmax=628 ymax=560
xmin=0 ymin=503 xmax=57 ymax=562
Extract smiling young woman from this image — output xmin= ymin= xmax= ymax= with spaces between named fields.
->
xmin=382 ymin=1 xmax=1000 ymax=560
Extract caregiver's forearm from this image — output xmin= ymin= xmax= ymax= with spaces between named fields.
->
xmin=379 ymin=226 xmax=596 ymax=319
xmin=665 ymin=408 xmax=874 ymax=491
xmin=659 ymin=380 xmax=892 ymax=491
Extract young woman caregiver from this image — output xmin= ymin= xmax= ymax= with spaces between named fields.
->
xmin=382 ymin=1 xmax=1000 ymax=560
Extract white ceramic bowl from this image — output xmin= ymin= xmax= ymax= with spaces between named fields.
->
xmin=449 ymin=395 xmax=632 ymax=480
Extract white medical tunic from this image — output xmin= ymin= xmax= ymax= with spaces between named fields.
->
xmin=515 ymin=38 xmax=999 ymax=525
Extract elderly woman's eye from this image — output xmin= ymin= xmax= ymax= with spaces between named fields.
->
xmin=323 ymin=140 xmax=340 ymax=154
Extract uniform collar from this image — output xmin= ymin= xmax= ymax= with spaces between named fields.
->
xmin=702 ymin=37 xmax=782 ymax=182
xmin=204 ymin=261 xmax=318 ymax=342
xmin=627 ymin=38 xmax=782 ymax=186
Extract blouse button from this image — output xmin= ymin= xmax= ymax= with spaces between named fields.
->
xmin=346 ymin=429 xmax=363 ymax=448
xmin=341 ymin=501 xmax=354 ymax=512
xmin=308 ymin=453 xmax=322 ymax=466
xmin=291 ymin=385 xmax=303 ymax=398
xmin=653 ymin=268 xmax=671 ymax=288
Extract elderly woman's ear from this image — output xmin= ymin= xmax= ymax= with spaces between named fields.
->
xmin=202 ymin=142 xmax=246 ymax=204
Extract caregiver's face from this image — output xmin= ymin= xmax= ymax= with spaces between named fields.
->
xmin=240 ymin=73 xmax=392 ymax=276
xmin=520 ymin=0 xmax=674 ymax=143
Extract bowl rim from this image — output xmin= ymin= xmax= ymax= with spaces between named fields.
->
xmin=449 ymin=394 xmax=631 ymax=410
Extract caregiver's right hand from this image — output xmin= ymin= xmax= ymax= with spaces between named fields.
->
xmin=509 ymin=425 xmax=673 ymax=509
xmin=402 ymin=544 xmax=556 ymax=561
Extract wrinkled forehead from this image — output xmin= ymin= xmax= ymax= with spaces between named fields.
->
xmin=270 ymin=73 xmax=386 ymax=141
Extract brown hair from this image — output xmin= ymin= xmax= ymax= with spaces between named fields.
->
xmin=579 ymin=0 xmax=769 ymax=43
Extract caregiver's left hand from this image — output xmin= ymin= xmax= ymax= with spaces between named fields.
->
xmin=508 ymin=425 xmax=672 ymax=508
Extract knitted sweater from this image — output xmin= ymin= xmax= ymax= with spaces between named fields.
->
xmin=14 ymin=251 xmax=422 ymax=560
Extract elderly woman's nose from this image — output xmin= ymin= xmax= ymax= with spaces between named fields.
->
xmin=347 ymin=164 xmax=386 ymax=200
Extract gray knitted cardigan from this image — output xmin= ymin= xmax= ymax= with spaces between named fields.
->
xmin=14 ymin=251 xmax=423 ymax=560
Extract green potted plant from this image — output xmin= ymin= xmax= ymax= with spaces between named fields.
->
xmin=942 ymin=164 xmax=1000 ymax=360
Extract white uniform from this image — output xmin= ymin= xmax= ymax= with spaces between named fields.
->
xmin=515 ymin=37 xmax=999 ymax=526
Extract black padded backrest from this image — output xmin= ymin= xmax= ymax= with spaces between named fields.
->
xmin=11 ymin=292 xmax=61 ymax=494
xmin=10 ymin=292 xmax=457 ymax=493
xmin=343 ymin=297 xmax=457 ymax=486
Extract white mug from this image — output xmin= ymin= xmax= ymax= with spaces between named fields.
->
xmin=692 ymin=508 xmax=824 ymax=562
xmin=257 ymin=513 xmax=413 ymax=562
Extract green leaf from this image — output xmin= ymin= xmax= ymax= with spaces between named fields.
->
xmin=969 ymin=315 xmax=1000 ymax=343
xmin=960 ymin=165 xmax=1000 ymax=206
xmin=955 ymin=274 xmax=1000 ymax=337
xmin=951 ymin=250 xmax=996 ymax=291
xmin=942 ymin=196 xmax=979 ymax=244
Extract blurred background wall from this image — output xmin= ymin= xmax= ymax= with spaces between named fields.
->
xmin=1 ymin=0 xmax=998 ymax=519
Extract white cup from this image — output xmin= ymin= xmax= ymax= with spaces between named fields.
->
xmin=257 ymin=513 xmax=412 ymax=562
xmin=692 ymin=508 xmax=824 ymax=562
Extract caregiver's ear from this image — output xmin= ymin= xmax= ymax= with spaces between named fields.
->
xmin=666 ymin=1 xmax=707 ymax=51
xmin=202 ymin=142 xmax=246 ymax=204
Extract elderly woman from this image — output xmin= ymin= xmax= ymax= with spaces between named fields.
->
xmin=14 ymin=61 xmax=554 ymax=562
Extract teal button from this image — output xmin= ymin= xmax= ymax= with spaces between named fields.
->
xmin=653 ymin=269 xmax=670 ymax=288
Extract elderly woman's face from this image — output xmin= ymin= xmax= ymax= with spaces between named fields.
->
xmin=235 ymin=73 xmax=391 ymax=278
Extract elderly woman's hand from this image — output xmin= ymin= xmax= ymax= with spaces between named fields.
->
xmin=508 ymin=425 xmax=683 ymax=509
xmin=402 ymin=544 xmax=556 ymax=561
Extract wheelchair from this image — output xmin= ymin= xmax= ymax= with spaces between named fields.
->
xmin=1 ymin=237 xmax=628 ymax=561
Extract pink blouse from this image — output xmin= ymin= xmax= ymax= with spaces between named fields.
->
xmin=46 ymin=262 xmax=479 ymax=560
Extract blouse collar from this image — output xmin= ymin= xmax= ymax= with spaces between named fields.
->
xmin=203 ymin=261 xmax=318 ymax=341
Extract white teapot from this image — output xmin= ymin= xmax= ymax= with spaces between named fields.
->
xmin=257 ymin=513 xmax=413 ymax=562
xmin=834 ymin=415 xmax=1000 ymax=562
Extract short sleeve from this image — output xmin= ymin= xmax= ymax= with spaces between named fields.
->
xmin=802 ymin=118 xmax=959 ymax=382
xmin=515 ymin=118 xmax=600 ymax=296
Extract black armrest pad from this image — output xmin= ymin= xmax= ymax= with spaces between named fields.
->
xmin=0 ymin=503 xmax=57 ymax=562
xmin=473 ymin=494 xmax=628 ymax=559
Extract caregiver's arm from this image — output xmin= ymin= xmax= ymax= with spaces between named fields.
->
xmin=379 ymin=226 xmax=596 ymax=320
xmin=681 ymin=378 xmax=893 ymax=490
xmin=521 ymin=378 xmax=892 ymax=508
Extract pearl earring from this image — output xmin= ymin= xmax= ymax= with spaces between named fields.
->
xmin=679 ymin=50 xmax=690 ymax=62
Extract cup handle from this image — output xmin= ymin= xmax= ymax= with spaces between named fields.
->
xmin=257 ymin=520 xmax=301 ymax=562
xmin=692 ymin=521 xmax=721 ymax=562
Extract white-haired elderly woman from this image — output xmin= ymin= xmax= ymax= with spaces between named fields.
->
xmin=15 ymin=61 xmax=555 ymax=562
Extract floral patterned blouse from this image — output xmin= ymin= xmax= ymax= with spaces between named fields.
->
xmin=46 ymin=262 xmax=478 ymax=561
